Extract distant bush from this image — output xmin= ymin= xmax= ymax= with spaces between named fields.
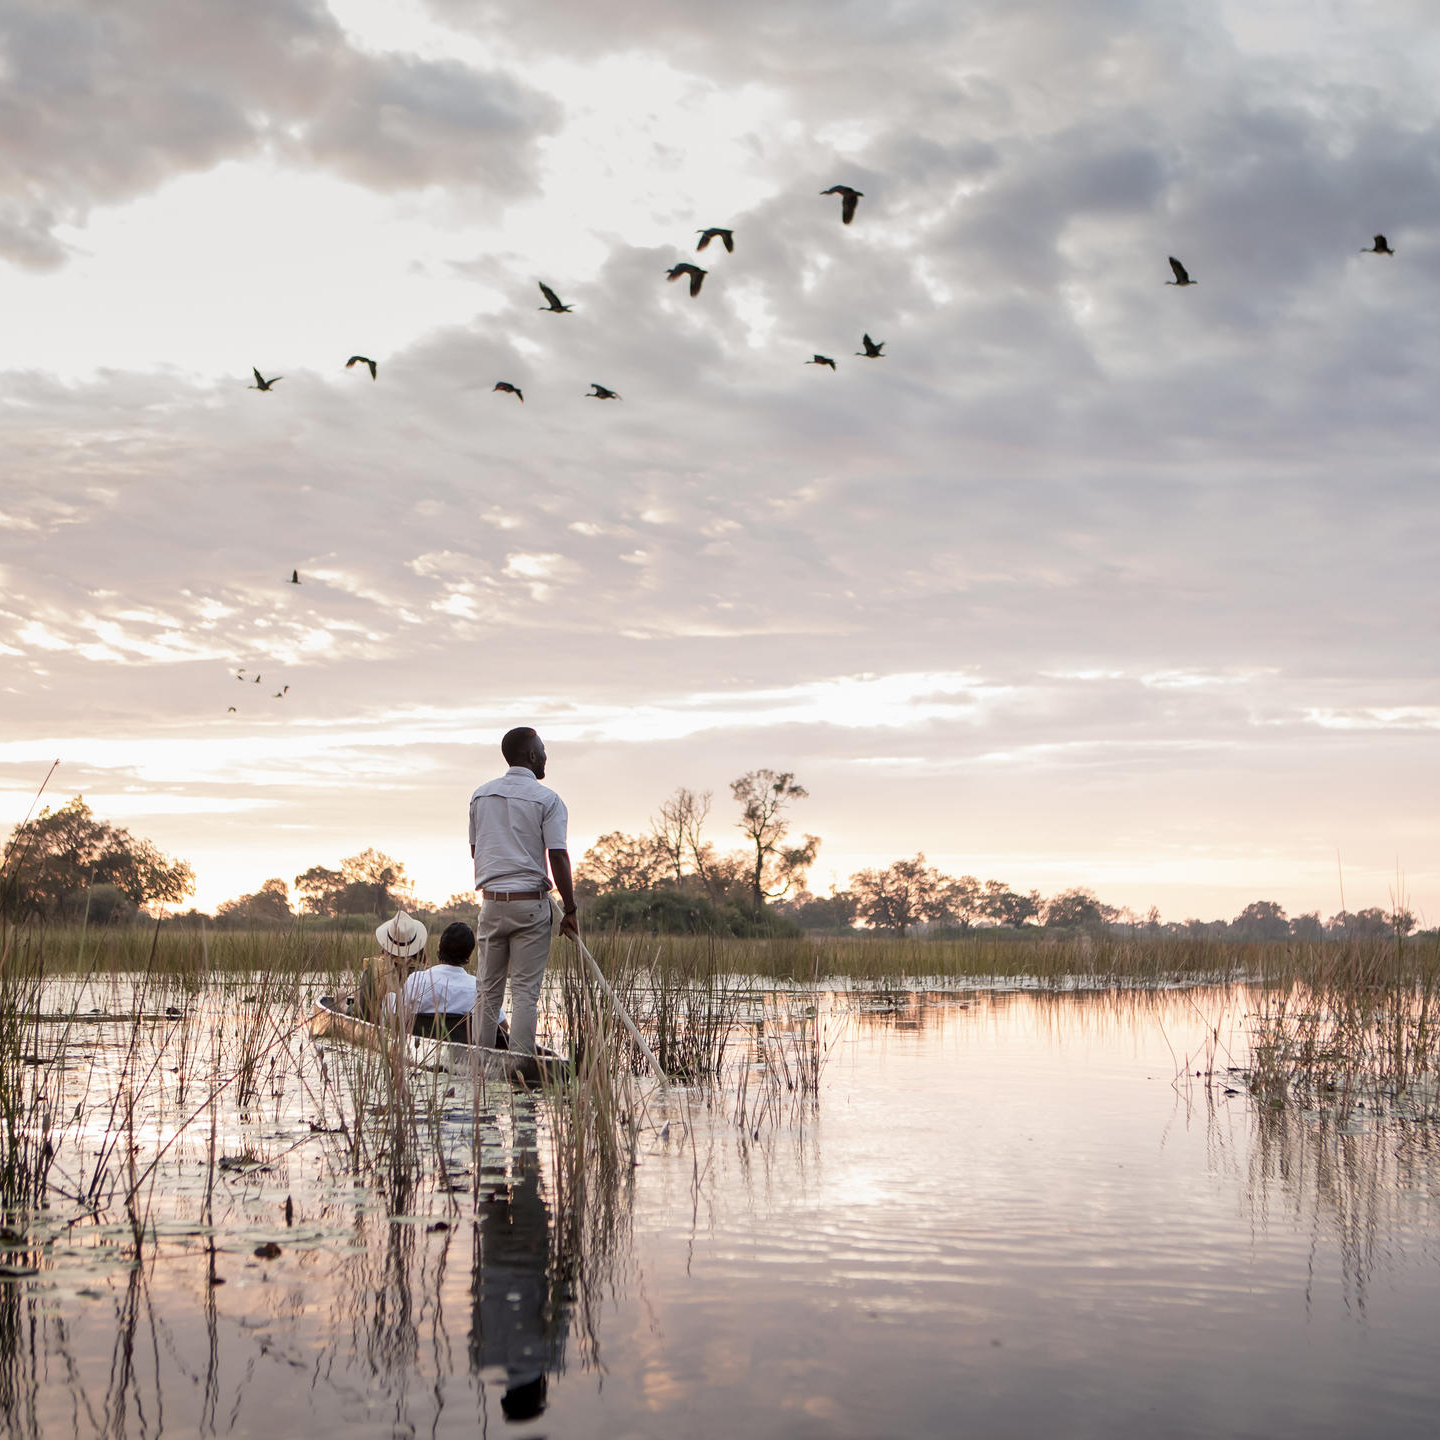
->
xmin=57 ymin=883 xmax=138 ymax=925
xmin=587 ymin=888 xmax=800 ymax=937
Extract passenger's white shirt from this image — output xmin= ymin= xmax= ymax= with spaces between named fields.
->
xmin=469 ymin=765 xmax=569 ymax=891
xmin=385 ymin=963 xmax=478 ymax=1017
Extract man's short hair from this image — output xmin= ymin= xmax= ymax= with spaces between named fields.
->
xmin=501 ymin=727 xmax=539 ymax=765
xmin=438 ymin=921 xmax=477 ymax=964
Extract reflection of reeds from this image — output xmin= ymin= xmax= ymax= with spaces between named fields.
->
xmin=1202 ymin=1078 xmax=1440 ymax=1312
xmin=730 ymin=992 xmax=828 ymax=1142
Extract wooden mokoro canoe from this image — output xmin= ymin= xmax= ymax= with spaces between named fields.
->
xmin=309 ymin=996 xmax=568 ymax=1085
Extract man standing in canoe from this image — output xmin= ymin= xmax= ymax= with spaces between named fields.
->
xmin=469 ymin=727 xmax=579 ymax=1056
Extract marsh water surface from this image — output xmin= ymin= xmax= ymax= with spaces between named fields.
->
xmin=4 ymin=984 xmax=1439 ymax=1438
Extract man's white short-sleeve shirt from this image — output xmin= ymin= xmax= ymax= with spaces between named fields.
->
xmin=469 ymin=766 xmax=569 ymax=891
xmin=385 ymin=964 xmax=478 ymax=1017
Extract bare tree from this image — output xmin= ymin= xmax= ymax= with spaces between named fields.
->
xmin=730 ymin=770 xmax=816 ymax=912
xmin=652 ymin=787 xmax=711 ymax=887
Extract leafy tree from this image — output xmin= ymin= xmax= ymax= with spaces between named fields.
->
xmin=1290 ymin=911 xmax=1324 ymax=942
xmin=294 ymin=865 xmax=345 ymax=916
xmin=2 ymin=796 xmax=194 ymax=921
xmin=339 ymin=849 xmax=410 ymax=916
xmin=576 ymin=830 xmax=669 ymax=896
xmin=1232 ymin=900 xmax=1289 ymax=941
xmin=941 ymin=874 xmax=984 ymax=928
xmin=980 ymin=879 xmax=1043 ymax=927
xmin=216 ymin=878 xmax=293 ymax=928
xmin=1330 ymin=906 xmax=1414 ymax=939
xmin=292 ymin=852 xmax=410 ymax=918
xmin=850 ymin=854 xmax=956 ymax=936
xmin=730 ymin=769 xmax=817 ymax=912
xmin=1043 ymin=887 xmax=1114 ymax=929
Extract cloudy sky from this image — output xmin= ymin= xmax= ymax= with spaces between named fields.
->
xmin=3 ymin=0 xmax=1438 ymax=921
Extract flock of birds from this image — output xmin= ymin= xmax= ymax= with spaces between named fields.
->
xmin=226 ymin=182 xmax=1398 ymax=713
xmin=243 ymin=185 xmax=877 ymax=412
xmin=229 ymin=187 xmax=875 ymax=711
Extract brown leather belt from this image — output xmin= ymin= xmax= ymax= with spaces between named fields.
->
xmin=481 ymin=888 xmax=548 ymax=902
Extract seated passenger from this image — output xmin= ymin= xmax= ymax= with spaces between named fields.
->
xmin=388 ymin=921 xmax=479 ymax=1041
xmin=357 ymin=910 xmax=428 ymax=1023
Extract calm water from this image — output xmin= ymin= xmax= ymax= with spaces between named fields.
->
xmin=5 ymin=985 xmax=1440 ymax=1438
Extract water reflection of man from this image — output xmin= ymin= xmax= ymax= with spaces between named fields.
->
xmin=469 ymin=1136 xmax=569 ymax=1422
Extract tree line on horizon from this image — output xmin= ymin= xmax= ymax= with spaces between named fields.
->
xmin=0 ymin=792 xmax=1422 ymax=941
xmin=568 ymin=781 xmax=1422 ymax=942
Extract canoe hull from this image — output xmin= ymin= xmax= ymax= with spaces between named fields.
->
xmin=309 ymin=996 xmax=567 ymax=1085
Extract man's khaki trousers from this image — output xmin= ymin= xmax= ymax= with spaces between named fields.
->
xmin=475 ymin=897 xmax=553 ymax=1055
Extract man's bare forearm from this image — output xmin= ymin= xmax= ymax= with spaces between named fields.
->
xmin=548 ymin=850 xmax=579 ymax=938
xmin=548 ymin=850 xmax=576 ymax=911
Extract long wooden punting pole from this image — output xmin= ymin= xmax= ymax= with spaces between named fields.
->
xmin=556 ymin=901 xmax=668 ymax=1087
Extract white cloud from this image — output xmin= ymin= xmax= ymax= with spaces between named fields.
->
xmin=3 ymin=0 xmax=1440 ymax=919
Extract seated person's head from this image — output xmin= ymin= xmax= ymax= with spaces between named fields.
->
xmin=437 ymin=921 xmax=477 ymax=967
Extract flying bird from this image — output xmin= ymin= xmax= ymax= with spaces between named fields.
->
xmin=666 ymin=263 xmax=707 ymax=296
xmin=248 ymin=368 xmax=282 ymax=391
xmin=236 ymin=669 xmax=246 ymax=680
xmin=806 ymin=354 xmax=837 ymax=370
xmin=586 ymin=383 xmax=621 ymax=400
xmin=345 ymin=355 xmax=377 ymax=380
xmin=493 ymin=382 xmax=524 ymax=402
xmin=274 ymin=686 xmax=289 ymax=698
xmin=821 ymin=185 xmax=863 ymax=225
xmin=1166 ymin=256 xmax=1196 ymax=286
xmin=252 ymin=675 xmax=261 ymax=684
xmin=855 ymin=334 xmax=885 ymax=358
xmin=538 ymin=282 xmax=573 ymax=312
xmin=227 ymin=706 xmax=237 ymax=713
xmin=696 ymin=228 xmax=734 ymax=253
xmin=1362 ymin=234 xmax=1394 ymax=255
xmin=288 ymin=570 xmax=300 ymax=584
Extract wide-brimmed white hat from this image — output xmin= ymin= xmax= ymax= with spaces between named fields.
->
xmin=376 ymin=909 xmax=428 ymax=958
